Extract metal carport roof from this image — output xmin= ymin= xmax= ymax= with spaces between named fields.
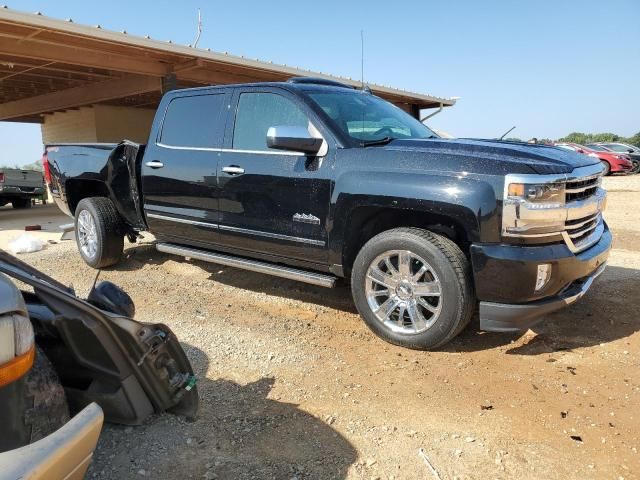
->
xmin=0 ymin=6 xmax=456 ymax=123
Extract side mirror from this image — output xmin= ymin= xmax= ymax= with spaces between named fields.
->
xmin=266 ymin=126 xmax=323 ymax=154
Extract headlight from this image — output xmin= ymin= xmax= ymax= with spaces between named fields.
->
xmin=0 ymin=274 xmax=35 ymax=386
xmin=507 ymin=182 xmax=565 ymax=205
xmin=0 ymin=314 xmax=35 ymax=387
xmin=502 ymin=176 xmax=567 ymax=237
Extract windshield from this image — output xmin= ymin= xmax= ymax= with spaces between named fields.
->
xmin=306 ymin=90 xmax=438 ymax=145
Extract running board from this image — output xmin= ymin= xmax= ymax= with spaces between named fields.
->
xmin=156 ymin=243 xmax=336 ymax=288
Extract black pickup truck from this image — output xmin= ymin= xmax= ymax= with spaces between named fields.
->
xmin=44 ymin=78 xmax=611 ymax=350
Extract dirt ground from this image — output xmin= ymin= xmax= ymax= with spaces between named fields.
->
xmin=2 ymin=176 xmax=638 ymax=480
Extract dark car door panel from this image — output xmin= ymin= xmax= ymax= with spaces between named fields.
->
xmin=216 ymin=151 xmax=331 ymax=263
xmin=214 ymin=88 xmax=333 ymax=264
xmin=141 ymin=90 xmax=231 ymax=246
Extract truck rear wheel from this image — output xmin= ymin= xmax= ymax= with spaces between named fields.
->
xmin=11 ymin=198 xmax=32 ymax=209
xmin=351 ymin=227 xmax=475 ymax=350
xmin=75 ymin=197 xmax=124 ymax=268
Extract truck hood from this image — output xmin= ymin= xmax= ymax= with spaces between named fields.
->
xmin=386 ymin=138 xmax=599 ymax=174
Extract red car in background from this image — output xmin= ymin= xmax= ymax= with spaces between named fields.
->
xmin=555 ymin=142 xmax=634 ymax=175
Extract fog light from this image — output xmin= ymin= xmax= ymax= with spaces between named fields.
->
xmin=535 ymin=264 xmax=552 ymax=292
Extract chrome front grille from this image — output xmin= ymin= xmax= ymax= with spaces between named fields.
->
xmin=502 ymin=164 xmax=607 ymax=254
xmin=563 ymin=172 xmax=605 ymax=253
xmin=565 ymin=175 xmax=601 ymax=203
xmin=564 ymin=213 xmax=602 ymax=251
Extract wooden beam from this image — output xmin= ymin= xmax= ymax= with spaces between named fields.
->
xmin=173 ymin=58 xmax=203 ymax=73
xmin=0 ymin=75 xmax=160 ymax=120
xmin=0 ymin=59 xmax=114 ymax=79
xmin=1 ymin=115 xmax=43 ymax=124
xmin=0 ymin=39 xmax=170 ymax=77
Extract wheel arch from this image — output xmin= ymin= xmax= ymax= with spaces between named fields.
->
xmin=340 ymin=206 xmax=474 ymax=277
xmin=65 ymin=179 xmax=110 ymax=216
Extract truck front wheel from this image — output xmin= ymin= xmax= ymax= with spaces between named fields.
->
xmin=351 ymin=228 xmax=475 ymax=350
xmin=75 ymin=197 xmax=124 ymax=268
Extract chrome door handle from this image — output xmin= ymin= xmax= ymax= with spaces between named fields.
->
xmin=222 ymin=166 xmax=245 ymax=175
xmin=145 ymin=160 xmax=164 ymax=169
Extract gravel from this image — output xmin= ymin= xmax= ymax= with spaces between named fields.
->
xmin=7 ymin=176 xmax=640 ymax=479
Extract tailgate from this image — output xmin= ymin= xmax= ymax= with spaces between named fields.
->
xmin=0 ymin=169 xmax=43 ymax=191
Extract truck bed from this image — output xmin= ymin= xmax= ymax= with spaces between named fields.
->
xmin=45 ymin=141 xmax=146 ymax=229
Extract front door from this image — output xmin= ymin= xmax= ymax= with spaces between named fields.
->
xmin=141 ymin=90 xmax=230 ymax=247
xmin=216 ymin=89 xmax=332 ymax=265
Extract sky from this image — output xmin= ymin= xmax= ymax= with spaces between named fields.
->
xmin=1 ymin=0 xmax=639 ymax=167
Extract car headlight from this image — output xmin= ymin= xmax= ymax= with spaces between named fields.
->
xmin=0 ymin=313 xmax=35 ymax=387
xmin=507 ymin=182 xmax=565 ymax=206
xmin=502 ymin=177 xmax=567 ymax=237
xmin=0 ymin=275 xmax=35 ymax=387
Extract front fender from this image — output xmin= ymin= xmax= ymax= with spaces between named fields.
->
xmin=329 ymin=170 xmax=501 ymax=267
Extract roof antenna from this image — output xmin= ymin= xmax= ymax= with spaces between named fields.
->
xmin=498 ymin=126 xmax=516 ymax=141
xmin=193 ymin=9 xmax=202 ymax=48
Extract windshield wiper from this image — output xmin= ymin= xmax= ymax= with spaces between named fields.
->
xmin=361 ymin=136 xmax=395 ymax=147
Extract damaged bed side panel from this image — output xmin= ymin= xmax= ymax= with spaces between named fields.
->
xmin=46 ymin=141 xmax=147 ymax=230
xmin=105 ymin=141 xmax=147 ymax=231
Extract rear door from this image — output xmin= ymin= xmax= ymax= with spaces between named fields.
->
xmin=215 ymin=87 xmax=333 ymax=265
xmin=141 ymin=89 xmax=231 ymax=247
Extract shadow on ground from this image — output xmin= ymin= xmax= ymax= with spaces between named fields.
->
xmin=115 ymin=243 xmax=357 ymax=313
xmin=88 ymin=343 xmax=357 ymax=480
xmin=114 ymin=245 xmax=639 ymax=355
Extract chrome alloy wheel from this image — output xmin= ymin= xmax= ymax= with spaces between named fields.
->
xmin=365 ymin=250 xmax=442 ymax=334
xmin=77 ymin=210 xmax=98 ymax=260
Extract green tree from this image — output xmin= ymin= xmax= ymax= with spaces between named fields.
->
xmin=21 ymin=160 xmax=43 ymax=172
xmin=625 ymin=131 xmax=640 ymax=148
xmin=559 ymin=132 xmax=589 ymax=144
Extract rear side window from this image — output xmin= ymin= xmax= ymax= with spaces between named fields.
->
xmin=160 ymin=94 xmax=226 ymax=148
xmin=233 ymin=92 xmax=308 ymax=151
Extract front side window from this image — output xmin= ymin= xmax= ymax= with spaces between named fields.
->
xmin=160 ymin=94 xmax=226 ymax=148
xmin=233 ymin=92 xmax=308 ymax=151
xmin=603 ymin=143 xmax=629 ymax=153
xmin=307 ymin=90 xmax=438 ymax=145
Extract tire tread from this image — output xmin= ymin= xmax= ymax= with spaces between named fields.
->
xmin=75 ymin=197 xmax=124 ymax=268
xmin=351 ymin=227 xmax=475 ymax=350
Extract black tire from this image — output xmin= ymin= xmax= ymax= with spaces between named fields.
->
xmin=601 ymin=160 xmax=611 ymax=176
xmin=24 ymin=347 xmax=70 ymax=442
xmin=75 ymin=197 xmax=124 ymax=268
xmin=351 ymin=227 xmax=475 ymax=350
xmin=11 ymin=198 xmax=32 ymax=209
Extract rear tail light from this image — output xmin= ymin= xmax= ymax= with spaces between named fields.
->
xmin=0 ymin=172 xmax=4 ymax=183
xmin=42 ymin=153 xmax=52 ymax=185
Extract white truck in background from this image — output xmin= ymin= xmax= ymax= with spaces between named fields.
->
xmin=0 ymin=168 xmax=44 ymax=209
